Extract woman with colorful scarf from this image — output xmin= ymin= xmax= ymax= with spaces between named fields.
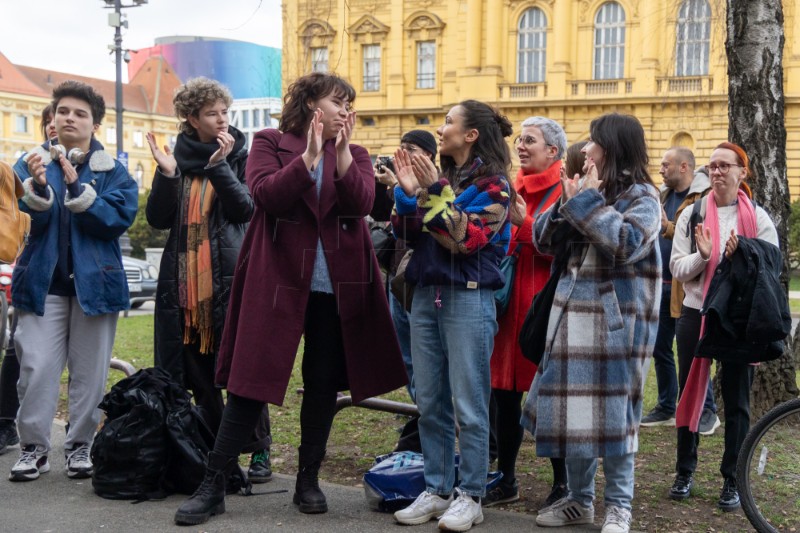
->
xmin=670 ymin=142 xmax=778 ymax=512
xmin=146 ymin=78 xmax=271 ymax=483
xmin=485 ymin=117 xmax=567 ymax=509
xmin=391 ymin=100 xmax=513 ymax=532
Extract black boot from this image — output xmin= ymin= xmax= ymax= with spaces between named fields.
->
xmin=293 ymin=444 xmax=328 ymax=514
xmin=174 ymin=452 xmax=235 ymax=525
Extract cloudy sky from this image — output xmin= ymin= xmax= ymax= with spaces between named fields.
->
xmin=0 ymin=0 xmax=282 ymax=81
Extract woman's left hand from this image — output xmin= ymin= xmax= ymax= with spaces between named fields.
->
xmin=724 ymin=229 xmax=738 ymax=259
xmin=582 ymin=163 xmax=602 ymax=191
xmin=510 ymin=195 xmax=527 ymax=226
xmin=411 ymin=153 xmax=439 ymax=188
xmin=209 ymin=131 xmax=235 ymax=166
xmin=335 ymin=111 xmax=356 ymax=154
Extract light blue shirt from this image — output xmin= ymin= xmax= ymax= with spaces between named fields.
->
xmin=309 ymin=159 xmax=334 ymax=294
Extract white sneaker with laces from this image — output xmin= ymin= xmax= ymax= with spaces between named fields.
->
xmin=394 ymin=491 xmax=454 ymax=525
xmin=9 ymin=444 xmax=50 ymax=481
xmin=65 ymin=443 xmax=93 ymax=479
xmin=437 ymin=489 xmax=484 ymax=532
xmin=536 ymin=497 xmax=594 ymax=527
xmin=602 ymin=505 xmax=632 ymax=533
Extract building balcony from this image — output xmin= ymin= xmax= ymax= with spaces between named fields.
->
xmin=499 ymin=82 xmax=547 ymax=100
xmin=570 ymin=79 xmax=635 ymax=97
xmin=656 ymin=76 xmax=714 ymax=94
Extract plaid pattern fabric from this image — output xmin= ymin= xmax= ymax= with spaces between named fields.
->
xmin=522 ymin=183 xmax=662 ymax=458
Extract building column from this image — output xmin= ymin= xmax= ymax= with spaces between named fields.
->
xmin=547 ymin=0 xmax=573 ymax=98
xmin=636 ymin=1 xmax=660 ymax=94
xmin=485 ymin=0 xmax=502 ymax=74
xmin=466 ymin=0 xmax=482 ymax=73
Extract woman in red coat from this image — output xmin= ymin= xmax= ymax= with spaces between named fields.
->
xmin=174 ymin=73 xmax=406 ymax=526
xmin=484 ymin=117 xmax=568 ymax=508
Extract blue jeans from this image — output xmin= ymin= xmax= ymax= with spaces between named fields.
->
xmin=389 ymin=289 xmax=415 ymax=401
xmin=410 ymin=285 xmax=497 ymax=498
xmin=653 ymin=284 xmax=678 ymax=413
xmin=566 ymin=453 xmax=635 ymax=510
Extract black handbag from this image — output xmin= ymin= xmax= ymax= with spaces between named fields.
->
xmin=518 ymin=255 xmax=567 ymax=366
xmin=390 ymin=250 xmax=415 ymax=313
xmin=370 ymin=220 xmax=396 ymax=271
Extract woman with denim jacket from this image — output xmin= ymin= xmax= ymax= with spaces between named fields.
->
xmin=391 ymin=100 xmax=513 ymax=532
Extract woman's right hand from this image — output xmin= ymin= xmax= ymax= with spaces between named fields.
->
xmin=146 ymin=132 xmax=177 ymax=177
xmin=695 ymin=222 xmax=713 ymax=260
xmin=26 ymin=153 xmax=47 ymax=187
xmin=510 ymin=195 xmax=527 ymax=226
xmin=393 ymin=148 xmax=420 ymax=196
xmin=302 ymin=108 xmax=324 ymax=169
xmin=375 ymin=163 xmax=398 ymax=187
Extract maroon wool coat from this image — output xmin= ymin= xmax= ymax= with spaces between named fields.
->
xmin=214 ymin=129 xmax=407 ymax=405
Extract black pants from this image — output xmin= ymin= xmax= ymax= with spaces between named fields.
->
xmin=214 ymin=292 xmax=347 ymax=459
xmin=675 ymin=306 xmax=754 ymax=480
xmin=0 ymin=313 xmax=20 ymax=420
xmin=491 ymin=388 xmax=565 ymax=486
xmin=183 ymin=341 xmax=271 ymax=453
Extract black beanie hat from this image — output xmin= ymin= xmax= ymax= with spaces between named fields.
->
xmin=401 ymin=129 xmax=437 ymax=158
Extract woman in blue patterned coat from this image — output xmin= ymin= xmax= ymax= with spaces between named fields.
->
xmin=522 ymin=113 xmax=661 ymax=533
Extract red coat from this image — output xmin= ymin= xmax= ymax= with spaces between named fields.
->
xmin=215 ymin=129 xmax=407 ymax=405
xmin=490 ymin=161 xmax=562 ymax=392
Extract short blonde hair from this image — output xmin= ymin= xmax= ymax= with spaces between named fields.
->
xmin=173 ymin=77 xmax=233 ymax=136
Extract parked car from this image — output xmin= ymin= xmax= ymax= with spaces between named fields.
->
xmin=122 ymin=256 xmax=158 ymax=309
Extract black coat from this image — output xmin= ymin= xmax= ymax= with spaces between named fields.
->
xmin=697 ymin=237 xmax=791 ymax=363
xmin=146 ymin=127 xmax=253 ymax=387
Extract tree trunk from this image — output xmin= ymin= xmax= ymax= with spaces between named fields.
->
xmin=725 ymin=0 xmax=798 ymax=419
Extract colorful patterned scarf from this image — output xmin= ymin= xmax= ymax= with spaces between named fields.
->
xmin=180 ymin=176 xmax=216 ymax=353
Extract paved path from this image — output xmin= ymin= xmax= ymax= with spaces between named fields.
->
xmin=0 ymin=422 xmax=612 ymax=533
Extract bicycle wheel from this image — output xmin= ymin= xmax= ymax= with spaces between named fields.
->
xmin=737 ymin=397 xmax=800 ymax=533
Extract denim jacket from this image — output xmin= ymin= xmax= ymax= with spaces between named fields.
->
xmin=12 ymin=143 xmax=138 ymax=316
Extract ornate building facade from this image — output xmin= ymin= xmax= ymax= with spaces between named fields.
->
xmin=282 ymin=0 xmax=800 ymax=195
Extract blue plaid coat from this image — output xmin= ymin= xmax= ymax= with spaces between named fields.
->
xmin=521 ymin=183 xmax=661 ymax=458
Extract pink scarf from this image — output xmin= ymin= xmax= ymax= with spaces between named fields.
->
xmin=675 ymin=188 xmax=758 ymax=431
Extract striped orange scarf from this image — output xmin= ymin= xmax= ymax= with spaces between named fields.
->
xmin=183 ymin=177 xmax=216 ymax=353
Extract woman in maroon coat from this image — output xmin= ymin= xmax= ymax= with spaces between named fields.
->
xmin=174 ymin=73 xmax=406 ymax=526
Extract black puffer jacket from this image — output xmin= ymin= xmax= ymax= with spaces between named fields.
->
xmin=696 ymin=236 xmax=791 ymax=364
xmin=146 ymin=127 xmax=252 ymax=386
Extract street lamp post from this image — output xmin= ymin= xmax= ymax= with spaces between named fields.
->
xmin=103 ymin=0 xmax=147 ymax=165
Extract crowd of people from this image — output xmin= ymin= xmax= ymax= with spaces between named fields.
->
xmin=0 ymin=70 xmax=784 ymax=533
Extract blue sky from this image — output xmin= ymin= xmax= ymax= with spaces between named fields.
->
xmin=0 ymin=0 xmax=282 ymax=81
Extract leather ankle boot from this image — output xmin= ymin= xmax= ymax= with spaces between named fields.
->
xmin=293 ymin=444 xmax=328 ymax=514
xmin=174 ymin=452 xmax=235 ymax=525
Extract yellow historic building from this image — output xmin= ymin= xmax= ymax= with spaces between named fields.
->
xmin=283 ymin=0 xmax=800 ymax=195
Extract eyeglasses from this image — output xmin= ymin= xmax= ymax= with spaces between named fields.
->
xmin=708 ymin=162 xmax=743 ymax=174
xmin=514 ymin=135 xmax=552 ymax=149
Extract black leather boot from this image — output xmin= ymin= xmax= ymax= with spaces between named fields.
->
xmin=293 ymin=444 xmax=328 ymax=514
xmin=174 ymin=452 xmax=235 ymax=525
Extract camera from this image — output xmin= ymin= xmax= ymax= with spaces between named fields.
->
xmin=376 ymin=156 xmax=395 ymax=173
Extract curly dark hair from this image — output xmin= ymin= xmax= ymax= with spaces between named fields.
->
xmin=51 ymin=81 xmax=105 ymax=125
xmin=279 ymin=73 xmax=356 ymax=136
xmin=172 ymin=77 xmax=233 ymax=136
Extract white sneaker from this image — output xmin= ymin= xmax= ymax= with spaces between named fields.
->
xmin=9 ymin=444 xmax=50 ymax=481
xmin=65 ymin=443 xmax=93 ymax=479
xmin=394 ymin=491 xmax=454 ymax=525
xmin=437 ymin=489 xmax=484 ymax=532
xmin=602 ymin=505 xmax=632 ymax=533
xmin=536 ymin=497 xmax=594 ymax=527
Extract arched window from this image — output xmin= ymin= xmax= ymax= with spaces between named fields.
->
xmin=675 ymin=0 xmax=711 ymax=76
xmin=517 ymin=7 xmax=547 ymax=83
xmin=593 ymin=2 xmax=625 ymax=80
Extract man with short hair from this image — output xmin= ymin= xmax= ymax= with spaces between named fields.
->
xmin=641 ymin=147 xmax=719 ymax=441
xmin=9 ymin=80 xmax=138 ymax=481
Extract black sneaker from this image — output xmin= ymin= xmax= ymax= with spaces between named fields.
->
xmin=248 ymin=449 xmax=272 ymax=483
xmin=718 ymin=478 xmax=740 ymax=511
xmin=698 ymin=409 xmax=721 ymax=436
xmin=640 ymin=407 xmax=675 ymax=427
xmin=669 ymin=473 xmax=694 ymax=500
xmin=482 ymin=478 xmax=519 ymax=507
xmin=544 ymin=482 xmax=568 ymax=507
xmin=0 ymin=420 xmax=20 ymax=455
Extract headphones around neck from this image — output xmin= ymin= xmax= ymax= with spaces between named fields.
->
xmin=49 ymin=142 xmax=86 ymax=165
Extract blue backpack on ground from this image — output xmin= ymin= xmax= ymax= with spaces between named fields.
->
xmin=363 ymin=451 xmax=502 ymax=512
